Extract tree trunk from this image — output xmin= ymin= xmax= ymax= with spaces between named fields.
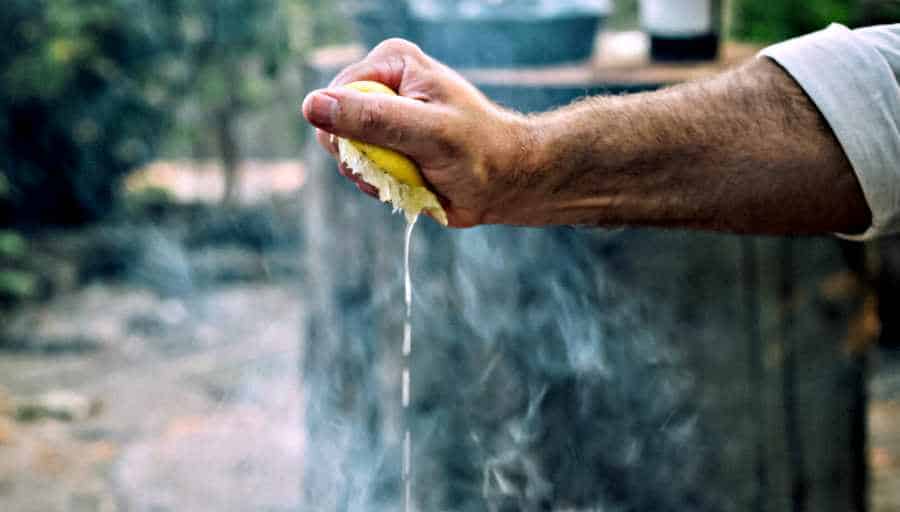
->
xmin=216 ymin=108 xmax=240 ymax=205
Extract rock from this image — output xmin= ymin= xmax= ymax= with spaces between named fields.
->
xmin=15 ymin=390 xmax=101 ymax=423
xmin=0 ymin=417 xmax=14 ymax=445
xmin=74 ymin=226 xmax=192 ymax=297
xmin=189 ymin=246 xmax=265 ymax=285
xmin=75 ymin=226 xmax=146 ymax=284
xmin=0 ymin=335 xmax=100 ymax=355
xmin=0 ymin=386 xmax=13 ymax=417
xmin=183 ymin=202 xmax=303 ymax=252
xmin=129 ymin=230 xmax=193 ymax=297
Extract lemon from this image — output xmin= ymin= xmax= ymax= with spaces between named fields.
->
xmin=337 ymin=81 xmax=448 ymax=225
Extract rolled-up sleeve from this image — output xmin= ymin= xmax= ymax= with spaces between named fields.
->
xmin=760 ymin=23 xmax=900 ymax=240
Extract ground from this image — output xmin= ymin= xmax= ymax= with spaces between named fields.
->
xmin=0 ymin=281 xmax=303 ymax=512
xmin=0 ymin=168 xmax=308 ymax=512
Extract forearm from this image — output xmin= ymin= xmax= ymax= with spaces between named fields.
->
xmin=492 ymin=58 xmax=871 ymax=235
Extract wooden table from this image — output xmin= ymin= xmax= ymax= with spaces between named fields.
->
xmin=309 ymin=31 xmax=762 ymax=109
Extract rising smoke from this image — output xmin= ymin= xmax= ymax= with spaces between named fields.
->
xmin=300 ymin=134 xmax=732 ymax=510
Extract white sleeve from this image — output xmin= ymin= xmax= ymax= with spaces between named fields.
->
xmin=760 ymin=23 xmax=900 ymax=240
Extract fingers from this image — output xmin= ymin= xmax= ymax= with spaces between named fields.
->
xmin=303 ymin=38 xmax=440 ymax=203
xmin=303 ymin=37 xmax=444 ymax=158
xmin=356 ymin=180 xmax=379 ymax=198
xmin=329 ymin=57 xmax=405 ymax=92
xmin=329 ymin=39 xmax=425 ymax=91
xmin=302 ymin=87 xmax=450 ymax=159
xmin=337 ymin=160 xmax=353 ymax=179
xmin=313 ymin=111 xmax=382 ymax=201
xmin=445 ymin=207 xmax=481 ymax=229
xmin=315 ymin=129 xmax=337 ymax=156
xmin=338 ymin=162 xmax=379 ymax=199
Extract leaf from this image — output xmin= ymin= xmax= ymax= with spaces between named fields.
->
xmin=0 ymin=270 xmax=37 ymax=300
xmin=0 ymin=231 xmax=27 ymax=258
xmin=0 ymin=173 xmax=9 ymax=198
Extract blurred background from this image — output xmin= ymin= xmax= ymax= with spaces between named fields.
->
xmin=1 ymin=1 xmax=899 ymax=511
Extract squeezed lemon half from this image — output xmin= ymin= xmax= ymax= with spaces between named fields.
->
xmin=337 ymin=80 xmax=448 ymax=225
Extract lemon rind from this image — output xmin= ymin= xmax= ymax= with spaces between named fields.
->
xmin=338 ymin=137 xmax=448 ymax=225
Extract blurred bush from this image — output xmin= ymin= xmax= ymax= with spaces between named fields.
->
xmin=858 ymin=0 xmax=900 ymax=25
xmin=122 ymin=186 xmax=178 ymax=221
xmin=153 ymin=0 xmax=351 ymax=203
xmin=0 ymin=0 xmax=352 ymax=225
xmin=0 ymin=229 xmax=37 ymax=304
xmin=0 ymin=162 xmax=35 ymax=305
xmin=0 ymin=0 xmax=175 ymax=226
xmin=160 ymin=0 xmax=291 ymax=204
xmin=732 ymin=0 xmax=900 ymax=43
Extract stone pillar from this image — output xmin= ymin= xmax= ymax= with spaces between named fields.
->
xmin=299 ymin=59 xmax=868 ymax=512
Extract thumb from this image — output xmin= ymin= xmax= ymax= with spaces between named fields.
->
xmin=302 ymin=88 xmax=448 ymax=158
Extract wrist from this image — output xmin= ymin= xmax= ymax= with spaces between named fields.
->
xmin=482 ymin=111 xmax=551 ymax=224
xmin=487 ymin=99 xmax=630 ymax=227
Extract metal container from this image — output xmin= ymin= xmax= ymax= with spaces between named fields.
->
xmin=352 ymin=0 xmax=609 ymax=67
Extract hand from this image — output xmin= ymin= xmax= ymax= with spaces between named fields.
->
xmin=301 ymin=39 xmax=532 ymax=227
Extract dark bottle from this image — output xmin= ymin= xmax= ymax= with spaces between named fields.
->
xmin=640 ymin=0 xmax=722 ymax=61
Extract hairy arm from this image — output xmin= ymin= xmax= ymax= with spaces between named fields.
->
xmin=303 ymin=41 xmax=871 ymax=235
xmin=495 ymin=58 xmax=871 ymax=234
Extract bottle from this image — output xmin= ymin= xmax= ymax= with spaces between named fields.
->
xmin=640 ymin=0 xmax=722 ymax=61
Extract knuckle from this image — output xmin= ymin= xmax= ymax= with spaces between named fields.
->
xmin=383 ymin=122 xmax=408 ymax=147
xmin=429 ymin=112 xmax=463 ymax=154
xmin=357 ymin=102 xmax=385 ymax=132
xmin=372 ymin=38 xmax=421 ymax=57
xmin=331 ymin=62 xmax=367 ymax=87
xmin=431 ymin=116 xmax=454 ymax=143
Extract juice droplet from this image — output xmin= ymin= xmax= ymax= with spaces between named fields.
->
xmin=404 ymin=217 xmax=415 ymax=321
xmin=402 ymin=368 xmax=410 ymax=408
xmin=402 ymin=216 xmax=417 ymax=512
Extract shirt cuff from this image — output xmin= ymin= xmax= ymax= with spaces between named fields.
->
xmin=760 ymin=24 xmax=900 ymax=241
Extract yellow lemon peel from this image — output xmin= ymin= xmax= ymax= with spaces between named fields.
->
xmin=338 ymin=80 xmax=448 ymax=225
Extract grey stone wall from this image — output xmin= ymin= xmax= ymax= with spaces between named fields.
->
xmin=299 ymin=65 xmax=867 ymax=512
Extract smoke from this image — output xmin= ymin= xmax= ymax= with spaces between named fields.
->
xmin=300 ymin=137 xmax=730 ymax=510
xmin=298 ymin=3 xmax=760 ymax=509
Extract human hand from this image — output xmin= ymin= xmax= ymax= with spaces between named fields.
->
xmin=301 ymin=39 xmax=533 ymax=227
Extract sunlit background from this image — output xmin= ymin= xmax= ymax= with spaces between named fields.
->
xmin=1 ymin=1 xmax=899 ymax=511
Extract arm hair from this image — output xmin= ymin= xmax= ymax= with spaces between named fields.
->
xmin=492 ymin=58 xmax=871 ymax=235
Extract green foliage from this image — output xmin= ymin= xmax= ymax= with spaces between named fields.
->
xmin=170 ymin=0 xmax=290 ymax=111
xmin=0 ymin=230 xmax=27 ymax=258
xmin=122 ymin=185 xmax=177 ymax=219
xmin=0 ymin=269 xmax=38 ymax=301
xmin=305 ymin=0 xmax=354 ymax=47
xmin=157 ymin=0 xmax=353 ymax=170
xmin=731 ymin=0 xmax=899 ymax=43
xmin=1 ymin=0 xmax=175 ymax=224
xmin=160 ymin=0 xmax=292 ymax=159
xmin=857 ymin=0 xmax=900 ymax=25
xmin=0 ymin=0 xmax=350 ymax=217
xmin=608 ymin=0 xmax=639 ymax=30
xmin=0 ymin=0 xmax=357 ymax=219
xmin=0 ymin=173 xmax=9 ymax=199
xmin=0 ymin=229 xmax=36 ymax=303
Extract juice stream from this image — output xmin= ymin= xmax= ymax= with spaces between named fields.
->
xmin=402 ymin=216 xmax=416 ymax=512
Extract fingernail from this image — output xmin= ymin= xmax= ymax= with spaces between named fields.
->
xmin=303 ymin=91 xmax=338 ymax=130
